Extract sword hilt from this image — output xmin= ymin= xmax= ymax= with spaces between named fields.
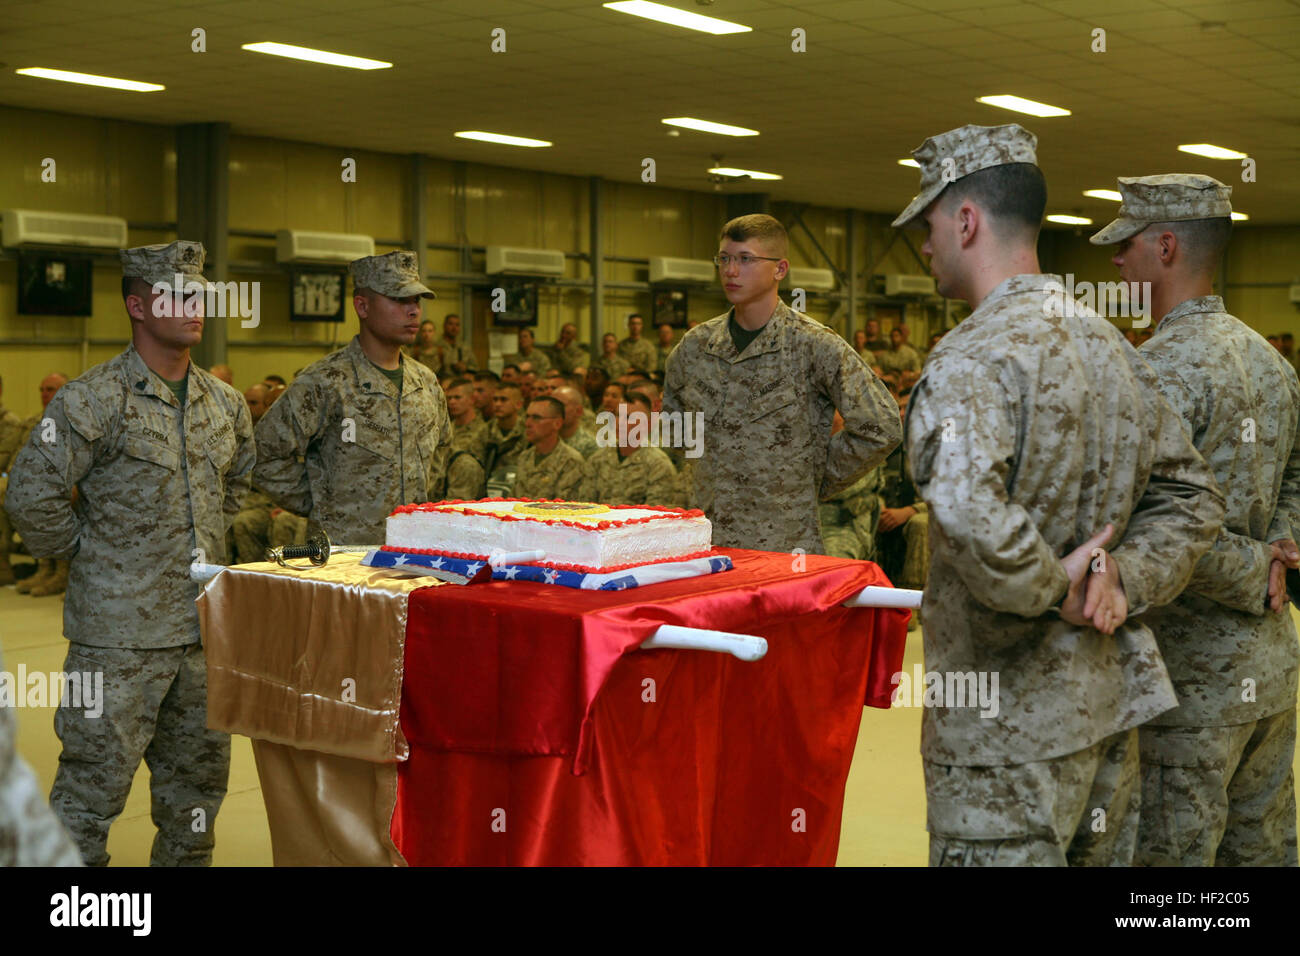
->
xmin=266 ymin=529 xmax=331 ymax=567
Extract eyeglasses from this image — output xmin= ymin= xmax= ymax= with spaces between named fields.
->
xmin=713 ymin=253 xmax=782 ymax=268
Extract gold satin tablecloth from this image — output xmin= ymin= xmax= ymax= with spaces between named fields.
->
xmin=198 ymin=554 xmax=435 ymax=866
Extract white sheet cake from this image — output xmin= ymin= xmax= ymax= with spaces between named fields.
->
xmin=385 ymin=498 xmax=714 ymax=571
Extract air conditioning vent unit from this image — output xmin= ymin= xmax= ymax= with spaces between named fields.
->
xmin=786 ymin=267 xmax=836 ymax=292
xmin=275 ymin=230 xmax=375 ymax=264
xmin=649 ymin=256 xmax=715 ymax=285
xmin=2 ymin=209 xmax=128 ymax=249
xmin=884 ymin=273 xmax=937 ymax=297
xmin=486 ymin=245 xmax=565 ymax=276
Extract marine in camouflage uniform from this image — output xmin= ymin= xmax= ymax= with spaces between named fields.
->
xmin=502 ymin=328 xmax=553 ymax=377
xmin=589 ymin=444 xmax=684 ymax=507
xmin=663 ymin=298 xmax=900 ymax=553
xmin=593 ymin=332 xmax=632 ymax=381
xmin=618 ymin=329 xmax=658 ymax=375
xmin=895 ymin=125 xmax=1224 ymax=866
xmin=6 ymin=240 xmax=255 ymax=866
xmin=433 ymin=315 xmax=476 ymax=376
xmin=817 ymin=467 xmax=882 ymax=561
xmin=254 ymin=252 xmax=452 ymax=545
xmin=1091 ymin=175 xmax=1300 ymax=866
xmin=549 ymin=324 xmax=589 ymax=375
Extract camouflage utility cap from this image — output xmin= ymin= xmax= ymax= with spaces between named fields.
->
xmin=892 ymin=124 xmax=1038 ymax=228
xmin=120 ymin=240 xmax=209 ymax=288
xmin=349 ymin=251 xmax=435 ymax=299
xmin=1090 ymin=174 xmax=1233 ymax=245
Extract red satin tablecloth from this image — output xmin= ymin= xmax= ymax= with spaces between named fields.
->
xmin=392 ymin=548 xmax=908 ymax=865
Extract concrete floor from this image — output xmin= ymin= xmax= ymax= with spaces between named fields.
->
xmin=4 ymin=558 xmax=1295 ymax=866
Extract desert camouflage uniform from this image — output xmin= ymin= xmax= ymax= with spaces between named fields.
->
xmin=1136 ymin=295 xmax=1300 ymax=866
xmin=487 ymin=418 xmax=525 ymax=471
xmin=452 ymin=415 xmax=490 ymax=464
xmin=253 ymin=336 xmax=451 ymax=544
xmin=550 ymin=341 xmax=589 ymax=375
xmin=231 ymin=487 xmax=276 ymax=564
xmin=434 ymin=339 xmax=476 ymax=376
xmin=0 ymin=647 xmax=82 ymax=865
xmin=513 ymin=439 xmax=593 ymax=501
xmin=927 ymin=730 xmax=1141 ymax=866
xmin=588 ymin=445 xmax=683 ymax=507
xmin=1089 ymin=175 xmax=1300 ymax=866
xmin=445 ymin=449 xmax=486 ymax=501
xmin=563 ymin=427 xmax=599 ymax=460
xmin=7 ymin=256 xmax=255 ymax=866
xmin=907 ymin=274 xmax=1224 ymax=862
xmin=878 ymin=344 xmax=923 ymax=374
xmin=662 ymin=299 xmax=901 ymax=553
xmin=502 ymin=349 xmax=552 ymax=376
xmin=818 ymin=468 xmax=882 ymax=561
xmin=231 ymin=488 xmax=307 ymax=563
xmin=618 ymin=336 xmax=657 ymax=374
xmin=594 ymin=352 xmax=630 ymax=381
xmin=894 ymin=125 xmax=1225 ymax=867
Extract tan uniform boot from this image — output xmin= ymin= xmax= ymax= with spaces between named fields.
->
xmin=16 ymin=558 xmax=52 ymax=594
xmin=30 ymin=559 xmax=68 ymax=597
xmin=0 ymin=553 xmax=14 ymax=587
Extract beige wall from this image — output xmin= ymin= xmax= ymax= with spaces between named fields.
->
xmin=3 ymin=103 xmax=1297 ymax=420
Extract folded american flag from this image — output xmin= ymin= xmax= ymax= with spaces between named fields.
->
xmin=361 ymin=550 xmax=733 ymax=589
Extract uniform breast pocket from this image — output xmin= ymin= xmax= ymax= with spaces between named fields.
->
xmin=204 ymin=430 xmax=237 ymax=473
xmin=746 ymin=383 xmax=804 ymax=457
xmin=350 ymin=419 xmax=398 ymax=463
xmin=749 ymin=383 xmax=801 ymax=423
xmin=122 ymin=434 xmax=181 ymax=474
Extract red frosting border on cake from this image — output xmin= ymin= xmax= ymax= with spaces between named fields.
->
xmin=378 ymin=545 xmax=718 ymax=575
xmin=390 ymin=498 xmax=706 ymax=532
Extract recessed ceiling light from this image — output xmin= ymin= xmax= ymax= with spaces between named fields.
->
xmin=604 ymin=1 xmax=750 ymax=35
xmin=898 ymin=158 xmax=921 ymax=169
xmin=1178 ymin=143 xmax=1247 ymax=160
xmin=241 ymin=42 xmax=391 ymax=70
xmin=976 ymin=94 xmax=1070 ymax=117
xmin=15 ymin=67 xmax=163 ymax=92
xmin=709 ymin=166 xmax=782 ymax=181
xmin=1047 ymin=214 xmax=1092 ymax=225
xmin=454 ymin=131 xmax=551 ymax=148
xmin=1083 ymin=189 xmax=1123 ymax=202
xmin=1231 ymin=211 xmax=1249 ymax=221
xmin=662 ymin=117 xmax=758 ymax=137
